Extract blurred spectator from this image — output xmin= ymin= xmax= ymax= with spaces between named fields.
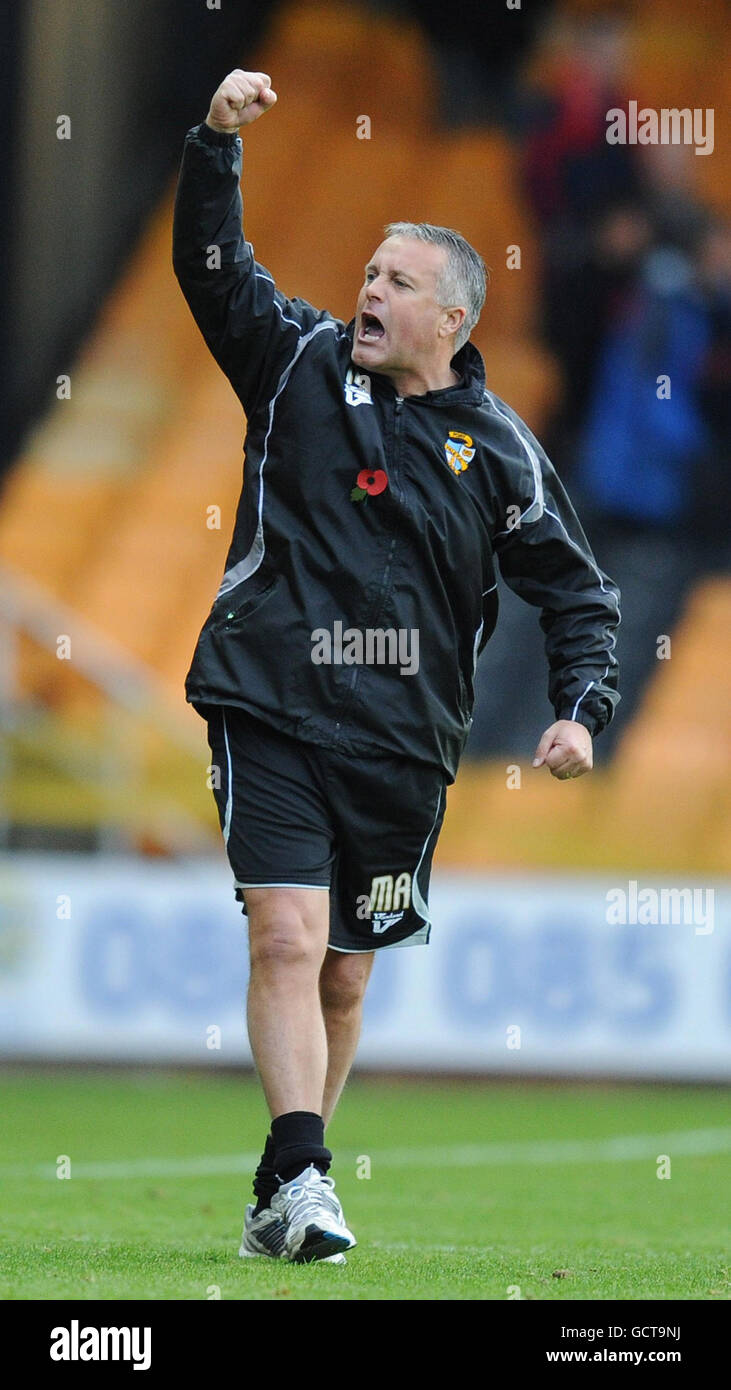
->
xmin=576 ymin=242 xmax=712 ymax=533
xmin=692 ymin=223 xmax=731 ymax=557
xmin=520 ymin=8 xmax=644 ymax=465
xmin=522 ymin=7 xmax=637 ymax=227
xmin=567 ymin=212 xmax=730 ymax=753
xmin=542 ymin=199 xmax=653 ymax=469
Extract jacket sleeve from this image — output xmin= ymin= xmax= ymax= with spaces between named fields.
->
xmin=172 ymin=122 xmax=340 ymax=419
xmin=490 ymin=403 xmax=621 ymax=737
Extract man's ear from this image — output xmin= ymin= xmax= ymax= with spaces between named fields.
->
xmin=439 ymin=307 xmax=466 ymax=340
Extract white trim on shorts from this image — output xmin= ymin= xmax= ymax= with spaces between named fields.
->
xmin=221 ymin=709 xmax=234 ymax=847
xmin=234 ymin=881 xmax=330 ymax=890
xmin=328 ymin=922 xmax=430 ymax=953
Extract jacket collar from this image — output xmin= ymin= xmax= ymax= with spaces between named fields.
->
xmin=346 ymin=321 xmax=486 ymax=407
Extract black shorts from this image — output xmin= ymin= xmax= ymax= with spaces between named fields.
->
xmin=201 ymin=704 xmax=447 ymax=952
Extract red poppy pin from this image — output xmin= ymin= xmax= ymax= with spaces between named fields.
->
xmin=350 ymin=468 xmax=388 ymax=502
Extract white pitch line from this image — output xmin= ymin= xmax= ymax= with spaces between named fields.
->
xmin=1 ymin=1128 xmax=729 ymax=1180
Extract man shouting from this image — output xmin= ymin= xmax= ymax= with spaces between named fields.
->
xmin=173 ymin=69 xmax=620 ymax=1265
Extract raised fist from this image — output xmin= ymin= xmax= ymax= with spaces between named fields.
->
xmin=206 ymin=70 xmax=277 ymax=133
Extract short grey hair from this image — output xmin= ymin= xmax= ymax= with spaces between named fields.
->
xmin=384 ymin=221 xmax=488 ymax=352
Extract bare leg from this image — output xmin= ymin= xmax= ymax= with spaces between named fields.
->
xmin=244 ymin=886 xmax=331 ymax=1118
xmin=319 ymin=948 xmax=375 ymax=1126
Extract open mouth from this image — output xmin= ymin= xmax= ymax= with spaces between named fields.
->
xmin=358 ymin=311 xmax=385 ymax=341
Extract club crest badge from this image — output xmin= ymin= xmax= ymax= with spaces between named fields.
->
xmin=445 ymin=430 xmax=475 ymax=475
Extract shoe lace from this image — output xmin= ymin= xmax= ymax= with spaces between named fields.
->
xmin=286 ymin=1172 xmax=343 ymax=1226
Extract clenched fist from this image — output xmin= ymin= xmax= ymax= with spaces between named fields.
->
xmin=532 ymin=720 xmax=593 ymax=780
xmin=206 ymin=70 xmax=277 ymax=133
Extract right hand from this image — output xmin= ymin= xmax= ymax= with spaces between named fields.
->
xmin=206 ymin=70 xmax=277 ymax=133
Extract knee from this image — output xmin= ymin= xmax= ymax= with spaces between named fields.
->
xmin=249 ymin=909 xmax=322 ymax=976
xmin=319 ymin=955 xmax=372 ymax=1015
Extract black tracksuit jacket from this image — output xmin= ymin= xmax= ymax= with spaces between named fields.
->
xmin=173 ymin=121 xmax=620 ymax=784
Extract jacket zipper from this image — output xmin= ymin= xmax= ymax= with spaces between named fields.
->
xmin=335 ymin=394 xmax=404 ymax=737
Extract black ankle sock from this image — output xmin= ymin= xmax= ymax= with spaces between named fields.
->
xmin=271 ymin=1110 xmax=332 ymax=1185
xmin=252 ymin=1132 xmax=278 ymax=1215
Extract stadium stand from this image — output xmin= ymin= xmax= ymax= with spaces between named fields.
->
xmin=0 ymin=0 xmax=727 ymax=873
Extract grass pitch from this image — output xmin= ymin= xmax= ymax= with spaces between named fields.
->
xmin=0 ymin=1069 xmax=728 ymax=1301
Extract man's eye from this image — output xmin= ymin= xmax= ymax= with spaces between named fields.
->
xmin=394 ymin=279 xmax=409 ymax=288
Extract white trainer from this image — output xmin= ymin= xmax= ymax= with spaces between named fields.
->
xmin=271 ymin=1165 xmax=356 ymax=1264
xmin=238 ymin=1202 xmax=347 ymax=1264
